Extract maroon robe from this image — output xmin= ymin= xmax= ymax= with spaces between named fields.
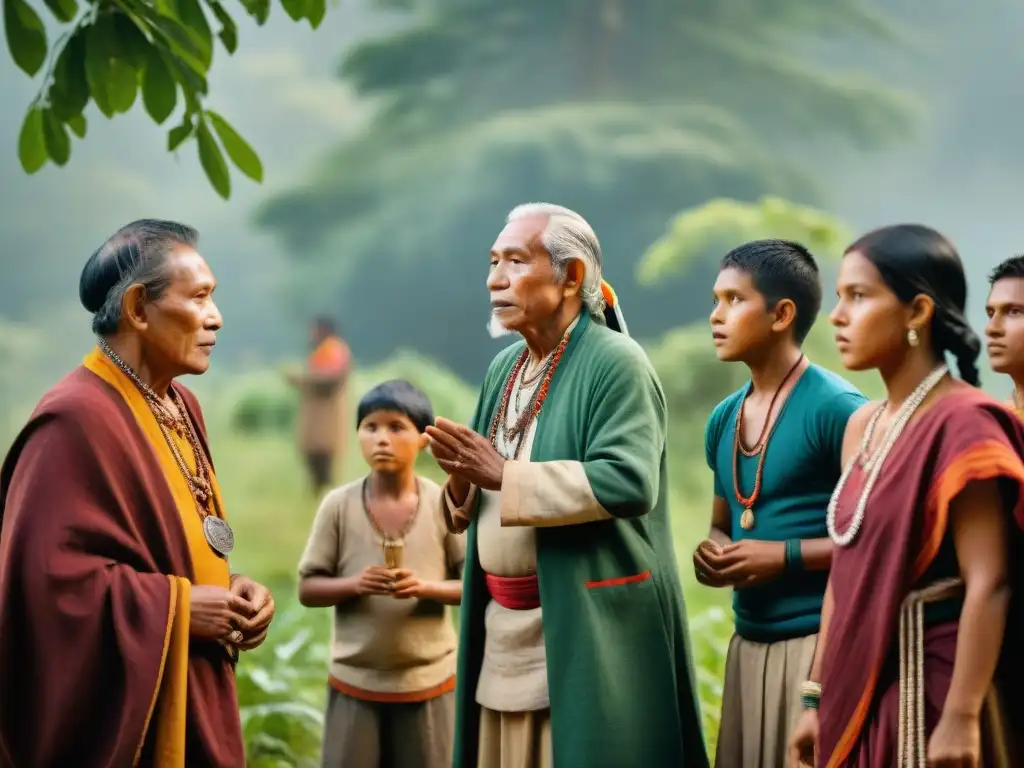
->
xmin=0 ymin=367 xmax=245 ymax=767
xmin=818 ymin=386 xmax=1024 ymax=766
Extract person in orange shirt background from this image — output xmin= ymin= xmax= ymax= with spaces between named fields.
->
xmin=286 ymin=316 xmax=352 ymax=495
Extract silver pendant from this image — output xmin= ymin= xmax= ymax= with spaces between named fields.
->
xmin=203 ymin=516 xmax=235 ymax=556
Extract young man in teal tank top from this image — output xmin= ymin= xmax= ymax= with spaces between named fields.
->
xmin=693 ymin=240 xmax=866 ymax=768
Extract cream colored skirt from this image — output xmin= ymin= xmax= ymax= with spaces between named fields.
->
xmin=477 ymin=707 xmax=553 ymax=768
xmin=714 ymin=633 xmax=817 ymax=768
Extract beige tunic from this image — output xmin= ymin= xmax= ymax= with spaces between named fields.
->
xmin=286 ymin=369 xmax=347 ymax=455
xmin=299 ymin=477 xmax=466 ymax=695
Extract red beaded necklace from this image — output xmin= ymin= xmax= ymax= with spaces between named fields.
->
xmin=488 ymin=328 xmax=571 ymax=460
xmin=733 ymin=354 xmax=804 ymax=531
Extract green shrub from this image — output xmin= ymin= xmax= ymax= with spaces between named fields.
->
xmin=228 ymin=373 xmax=300 ymax=436
xmin=237 ymin=600 xmax=330 ymax=767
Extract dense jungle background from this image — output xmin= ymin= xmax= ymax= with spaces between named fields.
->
xmin=2 ymin=0 xmax=1023 ymax=763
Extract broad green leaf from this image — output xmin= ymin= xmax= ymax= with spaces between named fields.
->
xmin=41 ymin=0 xmax=76 ymax=23
xmin=137 ymin=6 xmax=208 ymax=74
xmin=42 ymin=109 xmax=70 ymax=166
xmin=168 ymin=118 xmax=194 ymax=150
xmin=169 ymin=56 xmax=208 ymax=97
xmin=278 ymin=0 xmax=305 ymax=23
xmin=3 ymin=0 xmax=47 ymax=76
xmin=174 ymin=0 xmax=213 ymax=67
xmin=237 ymin=0 xmax=269 ymax=25
xmin=206 ymin=110 xmax=262 ymax=181
xmin=196 ymin=121 xmax=231 ymax=198
xmin=142 ymin=47 xmax=177 ymax=124
xmin=207 ymin=0 xmax=238 ymax=53
xmin=112 ymin=11 xmax=150 ymax=69
xmin=305 ymin=0 xmax=325 ymax=28
xmin=49 ymin=32 xmax=89 ymax=120
xmin=107 ymin=58 xmax=139 ymax=114
xmin=84 ymin=18 xmax=114 ymax=117
xmin=17 ymin=107 xmax=47 ymax=173
xmin=67 ymin=113 xmax=87 ymax=138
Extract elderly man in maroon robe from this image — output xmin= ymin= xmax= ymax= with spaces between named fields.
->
xmin=0 ymin=220 xmax=274 ymax=767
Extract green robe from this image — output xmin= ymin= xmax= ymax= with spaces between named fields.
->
xmin=453 ymin=312 xmax=709 ymax=768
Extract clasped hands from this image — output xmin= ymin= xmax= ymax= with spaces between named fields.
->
xmin=355 ymin=565 xmax=430 ymax=599
xmin=425 ymin=417 xmax=506 ymax=494
xmin=693 ymin=538 xmax=785 ymax=588
xmin=190 ymin=575 xmax=275 ymax=651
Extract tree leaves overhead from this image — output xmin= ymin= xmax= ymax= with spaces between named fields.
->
xmin=4 ymin=0 xmax=329 ymax=198
xmin=638 ymin=197 xmax=854 ymax=285
xmin=207 ymin=109 xmax=263 ymax=182
xmin=196 ymin=118 xmax=231 ymax=198
xmin=16 ymin=107 xmax=46 ymax=173
xmin=142 ymin=47 xmax=178 ymax=124
xmin=3 ymin=0 xmax=47 ymax=75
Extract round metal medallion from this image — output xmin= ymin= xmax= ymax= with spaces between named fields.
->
xmin=203 ymin=516 xmax=235 ymax=556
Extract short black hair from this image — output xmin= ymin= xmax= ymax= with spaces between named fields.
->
xmin=357 ymin=379 xmax=434 ymax=433
xmin=720 ymin=239 xmax=822 ymax=343
xmin=313 ymin=315 xmax=337 ymax=333
xmin=80 ymin=219 xmax=198 ymax=335
xmin=989 ymin=255 xmax=1024 ymax=285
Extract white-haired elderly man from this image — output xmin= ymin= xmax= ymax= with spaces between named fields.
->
xmin=426 ymin=204 xmax=709 ymax=768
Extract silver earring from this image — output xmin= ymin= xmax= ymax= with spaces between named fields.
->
xmin=907 ymin=328 xmax=920 ymax=347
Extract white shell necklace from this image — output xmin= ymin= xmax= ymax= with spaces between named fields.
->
xmin=827 ymin=363 xmax=949 ymax=547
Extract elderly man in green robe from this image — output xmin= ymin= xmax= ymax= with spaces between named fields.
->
xmin=426 ymin=203 xmax=709 ymax=768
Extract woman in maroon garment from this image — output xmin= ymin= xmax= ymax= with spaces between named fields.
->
xmin=788 ymin=225 xmax=1024 ymax=767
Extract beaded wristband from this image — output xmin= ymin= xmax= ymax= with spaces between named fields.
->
xmin=784 ymin=539 xmax=804 ymax=572
xmin=800 ymin=681 xmax=821 ymax=710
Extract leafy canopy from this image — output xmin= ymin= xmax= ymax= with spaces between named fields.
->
xmin=4 ymin=0 xmax=326 ymax=197
xmin=638 ymin=196 xmax=854 ymax=285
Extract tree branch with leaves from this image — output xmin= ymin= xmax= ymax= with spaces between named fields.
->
xmin=4 ymin=0 xmax=326 ymax=197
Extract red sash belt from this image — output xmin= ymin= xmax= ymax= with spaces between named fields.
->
xmin=484 ymin=572 xmax=540 ymax=610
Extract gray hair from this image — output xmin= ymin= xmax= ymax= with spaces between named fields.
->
xmin=79 ymin=220 xmax=198 ymax=336
xmin=506 ymin=203 xmax=606 ymax=320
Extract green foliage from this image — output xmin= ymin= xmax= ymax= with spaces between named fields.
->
xmin=236 ymin=601 xmax=328 ymax=767
xmin=229 ymin=371 xmax=299 ymax=435
xmin=638 ymin=197 xmax=855 ymax=285
xmin=227 ymin=351 xmax=478 ymax=438
xmin=259 ymin=0 xmax=919 ymax=377
xmin=4 ymin=0 xmax=312 ymax=197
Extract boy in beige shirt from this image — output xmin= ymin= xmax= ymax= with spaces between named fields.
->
xmin=298 ymin=379 xmax=465 ymax=768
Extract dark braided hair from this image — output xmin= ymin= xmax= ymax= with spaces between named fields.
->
xmin=846 ymin=224 xmax=980 ymax=386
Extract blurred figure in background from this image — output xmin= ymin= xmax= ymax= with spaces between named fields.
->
xmin=286 ymin=316 xmax=351 ymax=495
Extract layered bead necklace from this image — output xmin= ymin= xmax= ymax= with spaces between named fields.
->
xmin=827 ymin=363 xmax=949 ymax=547
xmin=488 ymin=328 xmax=571 ymax=460
xmin=732 ymin=354 xmax=804 ymax=531
xmin=99 ymin=339 xmax=234 ymax=556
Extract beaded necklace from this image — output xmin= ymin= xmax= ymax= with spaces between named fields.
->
xmin=98 ymin=339 xmax=234 ymax=556
xmin=827 ymin=364 xmax=948 ymax=547
xmin=488 ymin=327 xmax=571 ymax=460
xmin=732 ymin=354 xmax=804 ymax=531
